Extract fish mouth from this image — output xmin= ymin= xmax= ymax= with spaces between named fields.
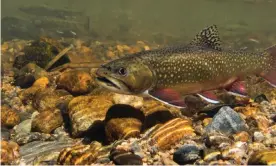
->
xmin=95 ymin=76 xmax=130 ymax=94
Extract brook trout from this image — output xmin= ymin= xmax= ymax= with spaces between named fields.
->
xmin=96 ymin=25 xmax=276 ymax=108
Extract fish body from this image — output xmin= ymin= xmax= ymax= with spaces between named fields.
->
xmin=96 ymin=25 xmax=276 ymax=108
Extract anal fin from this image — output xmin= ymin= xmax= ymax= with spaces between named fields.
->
xmin=146 ymin=88 xmax=187 ymax=108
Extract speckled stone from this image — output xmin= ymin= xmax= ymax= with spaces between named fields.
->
xmin=173 ymin=144 xmax=202 ymax=165
xmin=205 ymin=106 xmax=247 ymax=135
xmin=1 ymin=105 xmax=20 ymax=128
xmin=1 ymin=140 xmax=20 ymax=165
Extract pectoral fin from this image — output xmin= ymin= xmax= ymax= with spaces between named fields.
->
xmin=197 ymin=91 xmax=220 ymax=104
xmin=145 ymin=88 xmax=187 ymax=108
xmin=225 ymin=80 xmax=248 ymax=97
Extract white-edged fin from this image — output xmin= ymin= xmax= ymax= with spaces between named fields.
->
xmin=197 ymin=93 xmax=220 ymax=104
xmin=143 ymin=90 xmax=186 ymax=109
xmin=227 ymin=91 xmax=248 ymax=98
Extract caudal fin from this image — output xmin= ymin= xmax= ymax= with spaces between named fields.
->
xmin=260 ymin=45 xmax=276 ymax=87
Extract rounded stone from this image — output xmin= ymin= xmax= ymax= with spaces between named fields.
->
xmin=205 ymin=106 xmax=247 ymax=135
xmin=109 ymin=149 xmax=143 ymax=165
xmin=173 ymin=144 xmax=202 ymax=165
xmin=56 ymin=70 xmax=96 ymax=95
xmin=1 ymin=105 xmax=20 ymax=128
xmin=31 ymin=109 xmax=63 ymax=134
xmin=105 ymin=104 xmax=144 ymax=143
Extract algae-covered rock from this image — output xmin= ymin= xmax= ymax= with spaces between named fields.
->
xmin=13 ymin=40 xmax=70 ymax=70
xmin=1 ymin=105 xmax=20 ymax=128
xmin=32 ymin=88 xmax=73 ymax=112
xmin=31 ymin=109 xmax=63 ymax=134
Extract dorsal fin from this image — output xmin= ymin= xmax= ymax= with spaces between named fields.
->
xmin=190 ymin=25 xmax=222 ymax=51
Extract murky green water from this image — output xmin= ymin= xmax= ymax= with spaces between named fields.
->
xmin=2 ymin=0 xmax=276 ymax=47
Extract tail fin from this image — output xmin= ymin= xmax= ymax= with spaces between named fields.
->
xmin=260 ymin=45 xmax=276 ymax=87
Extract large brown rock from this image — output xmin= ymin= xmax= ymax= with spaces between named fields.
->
xmin=68 ymin=95 xmax=113 ymax=137
xmin=56 ymin=70 xmax=97 ymax=95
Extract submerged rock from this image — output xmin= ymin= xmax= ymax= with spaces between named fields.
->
xmin=32 ymin=88 xmax=72 ymax=112
xmin=56 ymin=70 xmax=96 ymax=95
xmin=205 ymin=106 xmax=247 ymax=135
xmin=68 ymin=95 xmax=113 ymax=137
xmin=1 ymin=105 xmax=20 ymax=128
xmin=149 ymin=118 xmax=195 ymax=150
xmin=19 ymin=140 xmax=75 ymax=165
xmin=14 ymin=63 xmax=48 ymax=88
xmin=173 ymin=144 xmax=202 ymax=165
xmin=105 ymin=104 xmax=144 ymax=143
xmin=0 ymin=140 xmax=20 ymax=165
xmin=31 ymin=109 xmax=63 ymax=133
xmin=57 ymin=141 xmax=109 ymax=165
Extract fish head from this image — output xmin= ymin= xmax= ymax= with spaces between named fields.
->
xmin=96 ymin=56 xmax=155 ymax=94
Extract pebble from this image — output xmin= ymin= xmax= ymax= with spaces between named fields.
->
xmin=1 ymin=105 xmax=20 ymax=128
xmin=173 ymin=144 xmax=202 ymax=165
xmin=109 ymin=149 xmax=143 ymax=165
xmin=253 ymin=131 xmax=265 ymax=142
xmin=56 ymin=70 xmax=96 ymax=95
xmin=205 ymin=106 xmax=247 ymax=135
xmin=233 ymin=131 xmax=250 ymax=142
xmin=31 ymin=109 xmax=63 ymax=133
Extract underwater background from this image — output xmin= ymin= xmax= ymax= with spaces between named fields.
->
xmin=1 ymin=0 xmax=276 ymax=165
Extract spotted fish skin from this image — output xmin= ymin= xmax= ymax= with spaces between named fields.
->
xmin=139 ymin=47 xmax=271 ymax=94
xmin=96 ymin=25 xmax=276 ymax=108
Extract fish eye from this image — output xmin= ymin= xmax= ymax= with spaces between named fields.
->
xmin=118 ymin=67 xmax=127 ymax=76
